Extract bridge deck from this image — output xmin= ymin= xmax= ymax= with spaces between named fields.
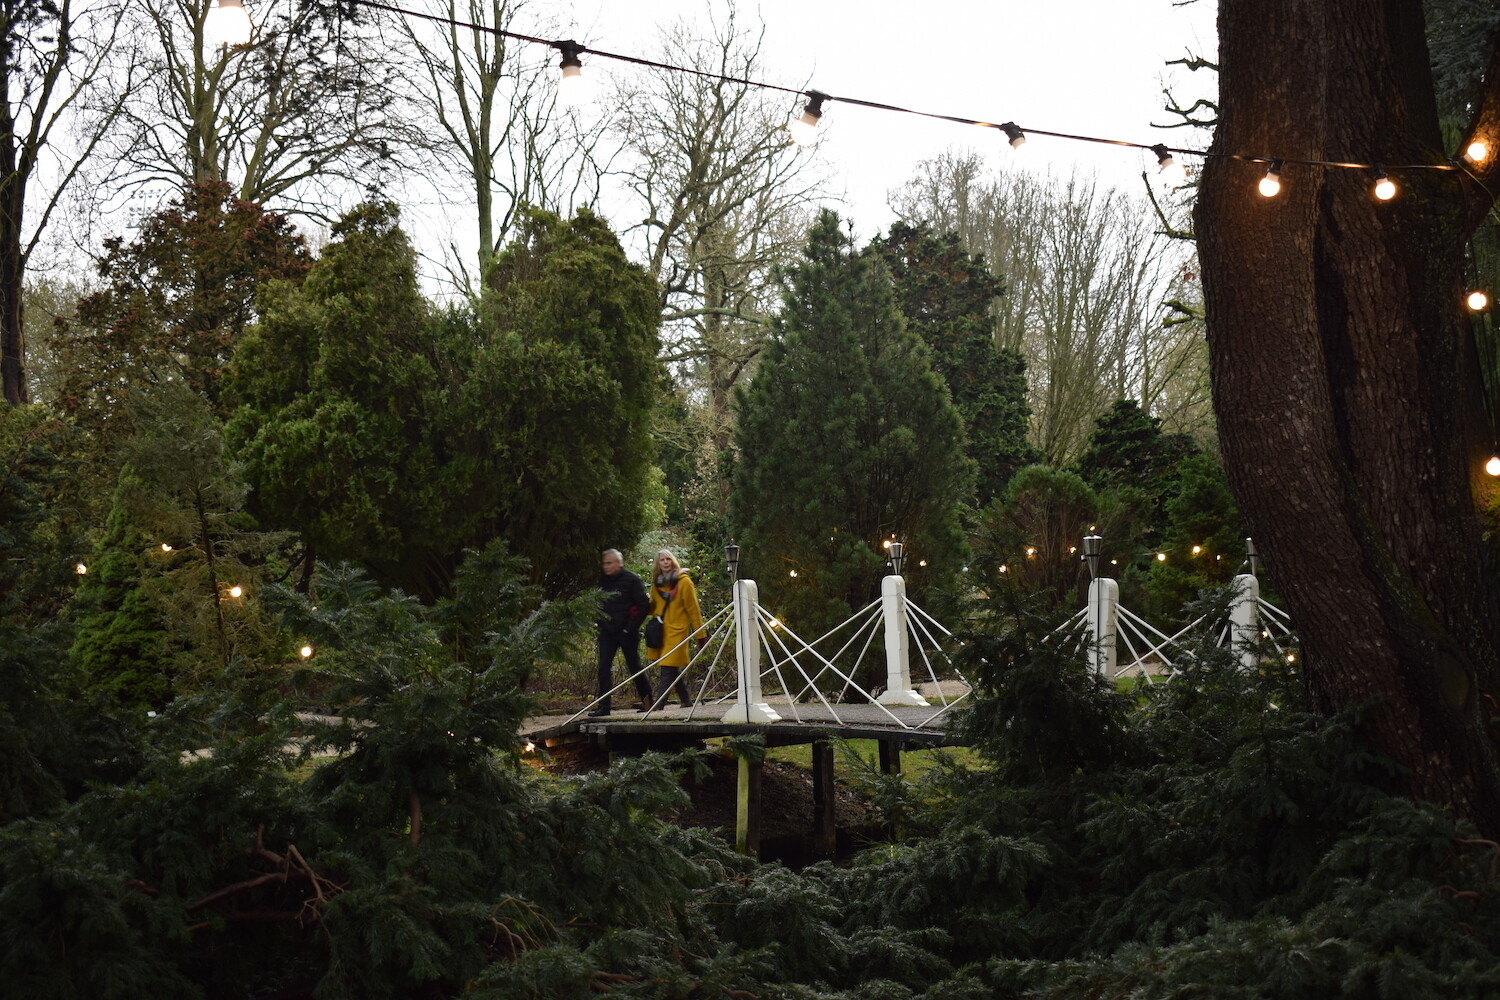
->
xmin=523 ymin=702 xmax=968 ymax=750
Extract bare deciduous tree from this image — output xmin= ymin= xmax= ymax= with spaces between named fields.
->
xmin=892 ymin=150 xmax=1205 ymax=464
xmin=104 ymin=0 xmax=419 ymax=221
xmin=611 ymin=4 xmax=824 ymax=520
xmin=1 ymin=0 xmax=132 ymax=405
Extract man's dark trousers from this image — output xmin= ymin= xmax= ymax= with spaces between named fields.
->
xmin=597 ymin=628 xmax=652 ymax=711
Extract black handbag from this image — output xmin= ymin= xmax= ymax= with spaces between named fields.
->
xmin=644 ymin=616 xmax=664 ymax=648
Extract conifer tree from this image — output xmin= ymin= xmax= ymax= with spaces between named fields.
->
xmin=870 ymin=222 xmax=1040 ymax=504
xmin=733 ymin=211 xmax=972 ymax=638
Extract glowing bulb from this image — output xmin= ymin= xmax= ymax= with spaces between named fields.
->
xmin=74 ymin=561 xmax=87 ymax=575
xmin=1257 ymin=159 xmax=1283 ymax=198
xmin=524 ymin=740 xmax=536 ymax=753
xmin=1068 ymin=546 xmax=1077 ymax=554
xmin=1191 ymin=545 xmax=1202 ymax=556
xmin=556 ymin=43 xmax=592 ymax=108
xmin=1468 ymin=290 xmax=1490 ymax=311
xmin=1152 ymin=144 xmax=1187 ymax=186
xmin=918 ymin=559 xmax=927 ymax=567
xmin=206 ymin=0 xmax=252 ymax=48
xmin=227 ymin=585 xmax=243 ymax=598
xmin=1487 ymin=454 xmax=1500 ymax=476
xmin=1373 ymin=171 xmax=1397 ymax=201
xmin=1110 ymin=559 xmax=1118 ymax=566
xmin=1468 ymin=140 xmax=1490 ymax=163
xmin=161 ymin=543 xmax=173 ymax=552
xmin=789 ymin=569 xmax=798 ymax=577
xmin=883 ymin=539 xmax=892 ymax=549
xmin=788 ymin=91 xmax=827 ymax=146
xmin=299 ymin=644 xmax=313 ymax=659
xmin=1025 ymin=546 xmax=1037 ymax=557
xmin=999 ymin=564 xmax=1009 ymax=573
xmin=768 ymin=618 xmax=781 ymax=629
xmin=1000 ymin=122 xmax=1026 ymax=149
xmin=1156 ymin=552 xmax=1167 ymax=562
xmin=1286 ymin=653 xmax=1297 ymax=663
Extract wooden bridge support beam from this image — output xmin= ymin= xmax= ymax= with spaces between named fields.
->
xmin=735 ymin=751 xmax=763 ymax=857
xmin=879 ymin=739 xmax=902 ymax=776
xmin=811 ymin=740 xmax=837 ymax=856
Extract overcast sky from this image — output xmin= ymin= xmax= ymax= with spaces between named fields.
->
xmin=569 ymin=0 xmax=1219 ymax=236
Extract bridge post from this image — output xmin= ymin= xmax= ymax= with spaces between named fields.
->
xmin=722 ymin=578 xmax=781 ymax=724
xmin=1085 ymin=576 xmax=1119 ymax=678
xmin=1229 ymin=573 xmax=1261 ymax=671
xmin=876 ymin=574 xmax=927 ymax=706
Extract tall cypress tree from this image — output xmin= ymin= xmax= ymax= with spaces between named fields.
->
xmin=870 ymin=222 xmax=1039 ymax=504
xmin=733 ymin=211 xmax=972 ymax=639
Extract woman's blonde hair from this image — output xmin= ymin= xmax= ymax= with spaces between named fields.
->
xmin=654 ymin=549 xmax=683 ymax=573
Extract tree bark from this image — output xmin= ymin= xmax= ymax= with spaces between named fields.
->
xmin=1197 ymin=0 xmax=1500 ymax=833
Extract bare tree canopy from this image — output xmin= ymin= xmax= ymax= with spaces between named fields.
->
xmin=0 ymin=0 xmax=132 ymax=405
xmin=103 ymin=0 xmax=421 ymax=221
xmin=893 ymin=150 xmax=1207 ymax=464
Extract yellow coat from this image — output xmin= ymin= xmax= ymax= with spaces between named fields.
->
xmin=647 ymin=571 xmax=705 ymax=667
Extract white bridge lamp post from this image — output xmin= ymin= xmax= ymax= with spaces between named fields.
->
xmin=1082 ymin=533 xmax=1119 ymax=678
xmin=877 ymin=540 xmax=927 ymax=707
xmin=723 ymin=542 xmax=779 ymax=724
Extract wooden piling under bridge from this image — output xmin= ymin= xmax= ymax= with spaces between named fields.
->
xmin=523 ymin=704 xmax=965 ymax=858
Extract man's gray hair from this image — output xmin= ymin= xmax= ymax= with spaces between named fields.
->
xmin=602 ymin=548 xmax=623 ymax=560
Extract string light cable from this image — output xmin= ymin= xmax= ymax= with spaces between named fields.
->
xmin=277 ymin=0 xmax=1491 ymax=199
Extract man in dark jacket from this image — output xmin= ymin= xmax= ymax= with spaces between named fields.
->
xmin=592 ymin=548 xmax=652 ymax=716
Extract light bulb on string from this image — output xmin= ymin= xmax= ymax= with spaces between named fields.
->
xmin=555 ymin=41 xmax=592 ymax=108
xmin=1467 ymin=140 xmax=1490 ymax=163
xmin=1468 ymin=289 xmax=1490 ymax=311
xmin=1257 ymin=159 xmax=1283 ymax=198
xmin=787 ymin=90 xmax=828 ymax=146
xmin=1487 ymin=452 xmax=1500 ymax=477
xmin=206 ymin=0 xmax=252 ymax=48
xmin=1151 ymin=144 xmax=1188 ymax=186
xmin=227 ymin=584 xmax=243 ymax=599
xmin=1372 ymin=168 xmax=1397 ymax=201
xmin=299 ymin=644 xmax=314 ymax=659
xmin=1000 ymin=122 xmax=1026 ymax=150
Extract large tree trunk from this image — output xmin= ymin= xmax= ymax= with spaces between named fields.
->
xmin=1197 ymin=0 xmax=1500 ymax=833
xmin=0 ymin=46 xmax=24 ymax=407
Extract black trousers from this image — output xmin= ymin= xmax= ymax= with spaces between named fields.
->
xmin=597 ymin=628 xmax=651 ymax=708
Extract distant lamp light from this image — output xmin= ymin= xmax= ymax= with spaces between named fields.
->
xmin=918 ymin=559 xmax=927 ymax=567
xmin=1468 ymin=289 xmax=1490 ymax=311
xmin=227 ymin=585 xmax=243 ymax=599
xmin=1025 ymin=546 xmax=1037 ymax=558
xmin=888 ymin=541 xmax=905 ymax=575
xmin=788 ymin=569 xmax=798 ymax=578
xmin=1467 ymin=140 xmax=1490 ymax=163
xmin=998 ymin=564 xmax=1008 ymax=573
xmin=788 ymin=90 xmax=828 ymax=146
xmin=1191 ymin=545 xmax=1203 ymax=556
xmin=1156 ymin=552 xmax=1167 ymax=562
xmin=1000 ymin=121 xmax=1027 ymax=149
xmin=299 ymin=644 xmax=313 ymax=659
xmin=161 ymin=543 xmax=173 ymax=552
xmin=725 ymin=542 xmax=740 ymax=582
xmin=1487 ymin=452 xmax=1500 ymax=477
xmin=1257 ymin=159 xmax=1283 ymax=198
xmin=555 ymin=41 xmax=592 ymax=107
xmin=74 ymin=561 xmax=87 ymax=575
xmin=1372 ymin=169 xmax=1397 ymax=201
xmin=1152 ymin=144 xmax=1187 ymax=185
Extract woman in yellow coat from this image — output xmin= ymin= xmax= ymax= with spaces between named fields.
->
xmin=646 ymin=548 xmax=705 ymax=707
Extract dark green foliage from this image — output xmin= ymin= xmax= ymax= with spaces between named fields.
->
xmin=869 ymin=222 xmax=1040 ymax=504
xmin=229 ymin=205 xmax=663 ymax=601
xmin=733 ymin=211 xmax=973 ymax=640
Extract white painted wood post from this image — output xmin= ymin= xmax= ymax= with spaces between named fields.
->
xmin=722 ymin=578 xmax=780 ymax=724
xmin=876 ymin=574 xmax=927 ymax=706
xmin=1085 ymin=576 xmax=1119 ymax=678
xmin=1229 ymin=573 xmax=1261 ymax=672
